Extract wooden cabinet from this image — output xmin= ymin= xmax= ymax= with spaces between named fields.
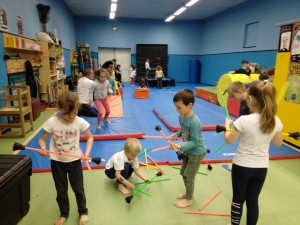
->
xmin=2 ymin=33 xmax=67 ymax=105
xmin=78 ymin=47 xmax=91 ymax=70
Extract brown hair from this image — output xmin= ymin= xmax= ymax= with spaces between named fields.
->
xmin=83 ymin=68 xmax=93 ymax=77
xmin=173 ymin=88 xmax=194 ymax=106
xmin=266 ymin=66 xmax=275 ymax=76
xmin=227 ymin=81 xmax=246 ymax=94
xmin=259 ymin=72 xmax=268 ymax=81
xmin=247 ymin=81 xmax=277 ymax=134
xmin=57 ymin=91 xmax=80 ymax=114
xmin=140 ymin=78 xmax=145 ymax=85
xmin=94 ymin=68 xmax=107 ymax=79
xmin=124 ymin=138 xmax=141 ymax=154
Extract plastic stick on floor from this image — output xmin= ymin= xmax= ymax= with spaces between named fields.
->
xmin=215 ymin=142 xmax=227 ymax=153
xmin=135 ymin=178 xmax=171 ymax=185
xmin=137 ymin=147 xmax=152 ymax=157
xmin=199 ymin=190 xmax=222 ymax=211
xmin=139 ymin=162 xmax=159 ymax=169
xmin=220 ymin=92 xmax=230 ymax=119
xmin=133 ymin=189 xmax=151 ymax=196
xmin=184 ymin=211 xmax=230 ymax=217
xmin=144 ymin=149 xmax=149 ymax=172
xmin=147 ymin=154 xmax=165 ymax=174
xmin=172 ymin=167 xmax=207 ymax=175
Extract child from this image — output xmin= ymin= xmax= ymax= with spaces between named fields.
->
xmin=155 ymin=65 xmax=164 ymax=89
xmin=91 ymin=68 xmax=113 ymax=129
xmin=115 ymin=64 xmax=123 ymax=86
xmin=139 ymin=78 xmax=147 ymax=89
xmin=227 ymin=81 xmax=251 ymax=116
xmin=266 ymin=66 xmax=275 ymax=83
xmin=105 ymin=138 xmax=149 ymax=195
xmin=145 ymin=58 xmax=151 ymax=78
xmin=130 ymin=66 xmax=136 ymax=86
xmin=106 ymin=67 xmax=116 ymax=95
xmin=168 ymin=88 xmax=207 ymax=208
xmin=224 ymin=81 xmax=283 ymax=225
xmin=38 ymin=91 xmax=93 ymax=225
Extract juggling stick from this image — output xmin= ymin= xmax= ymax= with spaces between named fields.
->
xmin=125 ymin=172 xmax=163 ymax=204
xmin=139 ymin=162 xmax=159 ymax=169
xmin=144 ymin=149 xmax=149 ymax=171
xmin=184 ymin=211 xmax=230 ymax=217
xmin=282 ymin=132 xmax=300 ymax=141
xmin=151 ymin=142 xmax=186 ymax=152
xmin=203 ymin=158 xmax=213 ymax=170
xmin=215 ymin=142 xmax=227 ymax=153
xmin=13 ymin=142 xmax=101 ymax=166
xmin=143 ymin=135 xmax=182 ymax=140
xmin=155 ymin=125 xmax=185 ymax=160
xmin=199 ymin=190 xmax=222 ymax=211
xmin=81 ymin=150 xmax=91 ymax=170
xmin=137 ymin=147 xmax=152 ymax=157
xmin=147 ymin=154 xmax=166 ymax=174
xmin=134 ymin=189 xmax=150 ymax=196
xmin=135 ymin=178 xmax=170 ymax=185
xmin=172 ymin=166 xmax=207 ymax=175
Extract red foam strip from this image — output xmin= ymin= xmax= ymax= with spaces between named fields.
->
xmin=80 ymin=132 xmax=145 ymax=141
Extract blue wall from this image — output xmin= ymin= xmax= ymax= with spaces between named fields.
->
xmin=198 ymin=0 xmax=300 ymax=85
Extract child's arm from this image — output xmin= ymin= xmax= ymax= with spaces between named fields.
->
xmin=38 ymin=131 xmax=51 ymax=156
xmin=83 ymin=129 xmax=93 ymax=158
xmin=224 ymin=118 xmax=241 ymax=144
xmin=133 ymin=168 xmax=149 ymax=182
xmin=115 ymin=170 xmax=134 ymax=190
xmin=89 ymin=83 xmax=96 ymax=104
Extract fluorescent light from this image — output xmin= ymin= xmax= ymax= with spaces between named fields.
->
xmin=111 ymin=3 xmax=117 ymax=12
xmin=165 ymin=15 xmax=175 ymax=22
xmin=109 ymin=12 xmax=115 ymax=19
xmin=185 ymin=0 xmax=199 ymax=7
xmin=173 ymin=7 xmax=186 ymax=16
xmin=112 ymin=0 xmax=118 ymax=2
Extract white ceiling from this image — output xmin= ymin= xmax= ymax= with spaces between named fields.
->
xmin=63 ymin=0 xmax=247 ymax=21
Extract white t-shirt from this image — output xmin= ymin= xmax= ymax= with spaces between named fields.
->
xmin=130 ymin=70 xmax=136 ymax=78
xmin=43 ymin=116 xmax=90 ymax=162
xmin=106 ymin=151 xmax=139 ymax=170
xmin=233 ymin=114 xmax=283 ymax=168
xmin=76 ymin=77 xmax=94 ymax=104
xmin=145 ymin=62 xmax=150 ymax=69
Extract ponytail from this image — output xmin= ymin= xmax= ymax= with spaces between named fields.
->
xmin=248 ymin=81 xmax=277 ymax=134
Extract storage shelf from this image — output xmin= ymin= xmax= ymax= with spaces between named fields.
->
xmin=5 ymin=47 xmax=43 ymax=53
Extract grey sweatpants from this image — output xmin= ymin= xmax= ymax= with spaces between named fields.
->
xmin=180 ymin=152 xmax=206 ymax=200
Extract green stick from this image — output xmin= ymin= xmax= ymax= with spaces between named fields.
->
xmin=137 ymin=147 xmax=152 ymax=157
xmin=220 ymin=92 xmax=230 ymax=119
xmin=135 ymin=178 xmax=170 ymax=185
xmin=132 ymin=174 xmax=158 ymax=197
xmin=215 ymin=141 xmax=227 ymax=153
xmin=134 ymin=189 xmax=150 ymax=196
xmin=172 ymin=167 xmax=207 ymax=175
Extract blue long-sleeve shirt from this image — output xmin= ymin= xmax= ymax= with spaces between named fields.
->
xmin=176 ymin=113 xmax=206 ymax=156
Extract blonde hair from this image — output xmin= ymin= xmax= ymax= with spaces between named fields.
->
xmin=94 ymin=68 xmax=107 ymax=79
xmin=227 ymin=81 xmax=246 ymax=95
xmin=248 ymin=81 xmax=277 ymax=134
xmin=124 ymin=138 xmax=141 ymax=155
xmin=57 ymin=91 xmax=80 ymax=114
xmin=156 ymin=65 xmax=162 ymax=71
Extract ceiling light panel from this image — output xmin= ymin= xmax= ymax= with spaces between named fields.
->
xmin=111 ymin=3 xmax=117 ymax=12
xmin=173 ymin=7 xmax=186 ymax=16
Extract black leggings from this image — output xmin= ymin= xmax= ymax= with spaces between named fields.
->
xmin=230 ymin=164 xmax=267 ymax=225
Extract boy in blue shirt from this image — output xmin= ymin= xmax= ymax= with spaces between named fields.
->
xmin=169 ymin=88 xmax=207 ymax=208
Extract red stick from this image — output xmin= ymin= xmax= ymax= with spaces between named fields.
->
xmin=157 ymin=129 xmax=179 ymax=152
xmin=184 ymin=211 xmax=230 ymax=217
xmin=199 ymin=190 xmax=222 ymax=211
xmin=81 ymin=150 xmax=91 ymax=170
xmin=147 ymin=155 xmax=165 ymax=174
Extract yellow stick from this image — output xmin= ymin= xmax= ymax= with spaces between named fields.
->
xmin=144 ymin=149 xmax=149 ymax=172
xmin=139 ymin=162 xmax=159 ymax=169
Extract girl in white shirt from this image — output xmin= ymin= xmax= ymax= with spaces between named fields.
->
xmin=145 ymin=58 xmax=151 ymax=78
xmin=130 ymin=66 xmax=136 ymax=86
xmin=224 ymin=81 xmax=283 ymax=225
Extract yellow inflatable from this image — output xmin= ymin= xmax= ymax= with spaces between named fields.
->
xmin=217 ymin=74 xmax=259 ymax=107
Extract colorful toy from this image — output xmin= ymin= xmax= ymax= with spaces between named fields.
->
xmin=13 ymin=142 xmax=101 ymax=167
xmin=125 ymin=172 xmax=163 ymax=204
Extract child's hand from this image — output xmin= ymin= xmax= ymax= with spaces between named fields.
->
xmin=127 ymin=182 xmax=135 ymax=190
xmin=90 ymin=102 xmax=94 ymax=108
xmin=39 ymin=149 xmax=48 ymax=156
xmin=168 ymin=133 xmax=178 ymax=140
xmin=225 ymin=118 xmax=233 ymax=127
xmin=170 ymin=143 xmax=181 ymax=150
xmin=144 ymin=178 xmax=149 ymax=183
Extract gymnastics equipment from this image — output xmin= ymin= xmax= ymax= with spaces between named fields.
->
xmin=155 ymin=125 xmax=185 ymax=160
xmin=135 ymin=178 xmax=170 ymax=185
xmin=184 ymin=211 xmax=230 ymax=217
xmin=134 ymin=88 xmax=149 ymax=98
xmin=147 ymin=154 xmax=165 ymax=174
xmin=282 ymin=132 xmax=300 ymax=140
xmin=125 ymin=172 xmax=163 ymax=204
xmin=199 ymin=190 xmax=222 ymax=211
xmin=13 ymin=142 xmax=101 ymax=166
xmin=80 ymin=132 xmax=145 ymax=141
xmin=216 ymin=74 xmax=258 ymax=107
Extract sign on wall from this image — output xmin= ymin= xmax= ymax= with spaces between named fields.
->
xmin=278 ymin=24 xmax=292 ymax=52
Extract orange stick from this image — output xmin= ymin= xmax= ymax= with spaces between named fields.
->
xmin=143 ymin=135 xmax=182 ymax=139
xmin=147 ymin=155 xmax=165 ymax=174
xmin=184 ymin=211 xmax=230 ymax=217
xmin=81 ymin=150 xmax=91 ymax=170
xmin=152 ymin=142 xmax=186 ymax=152
xmin=199 ymin=190 xmax=222 ymax=211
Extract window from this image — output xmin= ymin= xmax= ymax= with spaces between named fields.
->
xmin=243 ymin=21 xmax=259 ymax=48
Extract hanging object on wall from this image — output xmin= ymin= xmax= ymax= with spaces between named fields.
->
xmin=16 ymin=15 xmax=23 ymax=35
xmin=36 ymin=3 xmax=51 ymax=33
xmin=0 ymin=7 xmax=8 ymax=32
